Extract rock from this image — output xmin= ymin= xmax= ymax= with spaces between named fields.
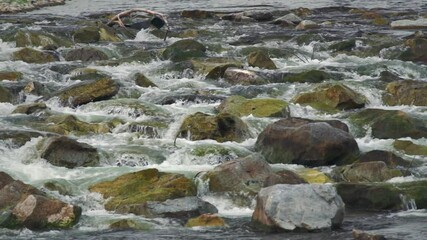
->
xmin=64 ymin=47 xmax=109 ymax=62
xmin=243 ymin=11 xmax=273 ymax=22
xmin=379 ymin=70 xmax=403 ymax=83
xmin=39 ymin=136 xmax=99 ymax=168
xmin=359 ymin=150 xmax=411 ymax=168
xmin=185 ymin=214 xmax=226 ymax=228
xmin=15 ymin=30 xmax=72 ymax=48
xmin=51 ymin=78 xmax=119 ymax=107
xmin=200 ymin=154 xmax=305 ymax=198
xmin=399 ymin=38 xmax=427 ymax=64
xmin=293 ymin=83 xmax=367 ymax=112
xmin=155 ymin=93 xmax=224 ymax=105
xmin=72 ymin=26 xmax=100 ymax=43
xmin=252 ymin=184 xmax=345 ymax=231
xmin=393 ymin=140 xmax=427 ymax=156
xmin=162 ymin=39 xmax=206 ymax=62
xmin=282 ymin=69 xmax=332 ymax=83
xmin=181 ymin=10 xmax=215 ymax=19
xmin=109 ymin=219 xmax=151 ymax=230
xmin=223 ymin=68 xmax=267 ymax=85
xmin=89 ymin=168 xmax=196 ymax=211
xmin=295 ymin=20 xmax=319 ymax=30
xmin=0 ymin=0 xmax=65 ymax=14
xmin=12 ymin=48 xmax=57 ymax=64
xmin=273 ymin=13 xmax=302 ymax=25
xmin=177 ymin=112 xmax=250 ymax=143
xmin=247 ymin=51 xmax=277 ymax=69
xmin=41 ymin=114 xmax=112 ymax=135
xmin=352 ymin=229 xmax=386 ymax=240
xmin=0 ymin=86 xmax=13 ymax=103
xmin=0 ymin=129 xmax=53 ymax=148
xmin=134 ymin=73 xmax=157 ymax=88
xmin=0 ymin=71 xmax=22 ymax=81
xmin=221 ymin=13 xmax=254 ymax=23
xmin=383 ymin=80 xmax=427 ymax=106
xmin=331 ymin=161 xmax=402 ymax=183
xmin=391 ymin=18 xmax=427 ymax=29
xmin=255 ymin=117 xmax=359 ymax=166
xmin=295 ymin=168 xmax=333 ymax=183
xmin=350 ymin=109 xmax=427 ymax=139
xmin=12 ymin=103 xmax=47 ymax=115
xmin=217 ymin=95 xmax=289 ymax=118
xmin=329 ymin=39 xmax=356 ymax=52
xmin=69 ymin=68 xmax=109 ymax=81
xmin=263 ymin=169 xmax=307 ymax=187
xmin=116 ymin=197 xmax=218 ymax=219
xmin=293 ymin=7 xmax=312 ymax=17
xmin=43 ymin=180 xmax=74 ymax=196
xmin=0 ymin=172 xmax=81 ymax=230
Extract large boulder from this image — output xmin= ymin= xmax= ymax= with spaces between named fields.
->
xmin=89 ymin=168 xmax=196 ymax=212
xmin=64 ymin=47 xmax=109 ymax=62
xmin=252 ymin=184 xmax=345 ymax=231
xmin=336 ymin=181 xmax=427 ymax=210
xmin=350 ymin=109 xmax=427 ymax=139
xmin=177 ymin=112 xmax=250 ymax=143
xmin=247 ymin=51 xmax=277 ymax=69
xmin=223 ymin=68 xmax=268 ymax=85
xmin=293 ymin=83 xmax=367 ymax=112
xmin=199 ymin=154 xmax=305 ymax=197
xmin=383 ymin=80 xmax=427 ymax=106
xmin=115 ymin=196 xmax=218 ymax=220
xmin=15 ymin=30 xmax=72 ymax=48
xmin=331 ymin=161 xmax=402 ymax=183
xmin=217 ymin=95 xmax=289 ymax=118
xmin=50 ymin=78 xmax=119 ymax=107
xmin=0 ymin=172 xmax=81 ymax=230
xmin=255 ymin=118 xmax=359 ymax=166
xmin=39 ymin=136 xmax=100 ymax=168
xmin=162 ymin=39 xmax=206 ymax=62
xmin=12 ymin=48 xmax=57 ymax=64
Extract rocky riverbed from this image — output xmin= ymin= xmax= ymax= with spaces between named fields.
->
xmin=1 ymin=2 xmax=427 ymax=239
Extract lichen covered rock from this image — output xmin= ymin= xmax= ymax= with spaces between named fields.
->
xmin=217 ymin=95 xmax=289 ymax=118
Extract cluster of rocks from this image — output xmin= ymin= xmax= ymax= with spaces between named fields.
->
xmin=0 ymin=0 xmax=65 ymax=14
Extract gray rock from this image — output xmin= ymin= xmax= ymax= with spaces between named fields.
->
xmin=252 ymin=184 xmax=345 ymax=231
xmin=223 ymin=68 xmax=267 ymax=85
xmin=116 ymin=197 xmax=218 ymax=220
xmin=391 ymin=19 xmax=427 ymax=29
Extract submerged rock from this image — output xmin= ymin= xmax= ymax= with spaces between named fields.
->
xmin=282 ymin=70 xmax=332 ymax=83
xmin=12 ymin=48 xmax=57 ymax=64
xmin=393 ymin=140 xmax=427 ymax=156
xmin=89 ymin=168 xmax=196 ymax=212
xmin=350 ymin=109 xmax=427 ymax=139
xmin=383 ymin=80 xmax=427 ymax=106
xmin=0 ymin=172 xmax=81 ymax=230
xmin=39 ymin=136 xmax=100 ymax=168
xmin=247 ymin=51 xmax=277 ymax=69
xmin=331 ymin=161 xmax=402 ymax=183
xmin=51 ymin=78 xmax=119 ymax=107
xmin=162 ymin=39 xmax=206 ymax=62
xmin=177 ymin=112 xmax=250 ymax=143
xmin=134 ymin=73 xmax=157 ymax=88
xmin=217 ymin=95 xmax=289 ymax=118
xmin=64 ymin=47 xmax=109 ymax=62
xmin=255 ymin=117 xmax=359 ymax=166
xmin=185 ymin=214 xmax=226 ymax=228
xmin=116 ymin=196 xmax=217 ymax=219
xmin=252 ymin=184 xmax=345 ymax=231
xmin=293 ymin=83 xmax=367 ymax=112
xmin=15 ymin=30 xmax=72 ymax=48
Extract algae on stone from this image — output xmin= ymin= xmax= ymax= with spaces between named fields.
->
xmin=217 ymin=95 xmax=289 ymax=118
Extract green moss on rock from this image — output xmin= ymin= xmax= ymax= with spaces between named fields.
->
xmin=12 ymin=48 xmax=57 ymax=64
xmin=217 ymin=95 xmax=289 ymax=117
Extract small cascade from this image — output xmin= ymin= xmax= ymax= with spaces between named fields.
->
xmin=400 ymin=194 xmax=418 ymax=211
xmin=194 ymin=171 xmax=210 ymax=197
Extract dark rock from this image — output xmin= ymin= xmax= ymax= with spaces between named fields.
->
xmin=247 ymin=51 xmax=277 ymax=69
xmin=12 ymin=103 xmax=47 ymax=115
xmin=383 ymin=80 xmax=427 ymax=106
xmin=39 ymin=136 xmax=100 ymax=168
xmin=359 ymin=150 xmax=411 ymax=168
xmin=64 ymin=47 xmax=109 ymax=62
xmin=181 ymin=10 xmax=215 ymax=19
xmin=282 ymin=70 xmax=331 ymax=83
xmin=0 ymin=129 xmax=53 ymax=148
xmin=243 ymin=11 xmax=274 ymax=22
xmin=393 ymin=140 xmax=427 ymax=156
xmin=255 ymin=117 xmax=359 ymax=166
xmin=12 ymin=48 xmax=57 ymax=64
xmin=329 ymin=39 xmax=356 ymax=52
xmin=134 ymin=73 xmax=157 ymax=88
xmin=72 ymin=26 xmax=100 ymax=43
xmin=0 ymin=86 xmax=13 ymax=103
xmin=177 ymin=112 xmax=250 ymax=143
xmin=331 ymin=161 xmax=402 ymax=183
xmin=399 ymin=38 xmax=427 ymax=64
xmin=162 ymin=39 xmax=206 ymax=62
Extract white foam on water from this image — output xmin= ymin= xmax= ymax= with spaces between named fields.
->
xmin=201 ymin=195 xmax=254 ymax=218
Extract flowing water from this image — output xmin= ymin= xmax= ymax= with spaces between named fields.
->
xmin=1 ymin=0 xmax=427 ymax=239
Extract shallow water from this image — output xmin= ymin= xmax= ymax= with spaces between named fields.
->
xmin=1 ymin=0 xmax=427 ymax=239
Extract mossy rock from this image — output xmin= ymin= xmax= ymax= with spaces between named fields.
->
xmin=282 ymin=70 xmax=331 ymax=83
xmin=329 ymin=39 xmax=356 ymax=52
xmin=350 ymin=109 xmax=427 ymax=139
xmin=217 ymin=95 xmax=289 ymax=118
xmin=98 ymin=24 xmax=122 ymax=42
xmin=331 ymin=161 xmax=402 ymax=183
xmin=15 ymin=30 xmax=72 ymax=48
xmin=247 ymin=51 xmax=276 ymax=70
xmin=393 ymin=140 xmax=427 ymax=156
xmin=190 ymin=58 xmax=242 ymax=79
xmin=40 ymin=114 xmax=112 ymax=135
xmin=134 ymin=73 xmax=157 ymax=88
xmin=12 ymin=102 xmax=47 ymax=115
xmin=52 ymin=78 xmax=119 ymax=107
xmin=295 ymin=168 xmax=332 ymax=183
xmin=0 ymin=86 xmax=13 ymax=103
xmin=12 ymin=48 xmax=57 ymax=64
xmin=162 ymin=39 xmax=206 ymax=62
xmin=178 ymin=112 xmax=250 ymax=143
xmin=185 ymin=214 xmax=226 ymax=228
xmin=0 ymin=71 xmax=23 ymax=81
xmin=89 ymin=168 xmax=197 ymax=211
xmin=64 ymin=47 xmax=109 ymax=62
xmin=109 ymin=219 xmax=151 ymax=231
xmin=293 ymin=83 xmax=367 ymax=112
xmin=383 ymin=80 xmax=427 ymax=106
xmin=72 ymin=26 xmax=100 ymax=43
